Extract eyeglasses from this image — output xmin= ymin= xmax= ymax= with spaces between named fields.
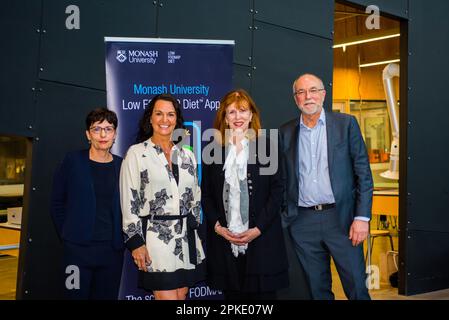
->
xmin=90 ymin=126 xmax=115 ymax=135
xmin=293 ymin=88 xmax=325 ymax=96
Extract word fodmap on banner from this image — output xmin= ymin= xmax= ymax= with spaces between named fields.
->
xmin=105 ymin=37 xmax=234 ymax=300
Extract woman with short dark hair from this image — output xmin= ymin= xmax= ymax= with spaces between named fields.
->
xmin=51 ymin=107 xmax=124 ymax=299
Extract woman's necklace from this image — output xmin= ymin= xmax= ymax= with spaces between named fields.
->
xmin=151 ymin=137 xmax=173 ymax=159
xmin=160 ymin=144 xmax=172 ymax=155
xmin=161 ymin=145 xmax=173 ymax=167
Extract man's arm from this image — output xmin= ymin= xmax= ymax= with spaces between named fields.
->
xmin=349 ymin=115 xmax=374 ymax=220
xmin=348 ymin=116 xmax=374 ymax=245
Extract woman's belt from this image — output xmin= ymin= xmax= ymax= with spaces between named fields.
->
xmin=144 ymin=213 xmax=199 ymax=265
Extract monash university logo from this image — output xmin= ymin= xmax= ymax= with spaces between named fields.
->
xmin=128 ymin=50 xmax=158 ymax=64
xmin=116 ymin=50 xmax=127 ymax=63
xmin=168 ymin=51 xmax=181 ymax=64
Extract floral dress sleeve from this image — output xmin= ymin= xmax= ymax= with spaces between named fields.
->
xmin=190 ymin=151 xmax=202 ymax=225
xmin=120 ymin=146 xmax=147 ymax=251
xmin=179 ymin=148 xmax=202 ymax=225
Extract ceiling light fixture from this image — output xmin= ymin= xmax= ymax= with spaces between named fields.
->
xmin=333 ymin=28 xmax=400 ymax=51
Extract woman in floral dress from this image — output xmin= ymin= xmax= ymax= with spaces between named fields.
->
xmin=120 ymin=94 xmax=205 ymax=300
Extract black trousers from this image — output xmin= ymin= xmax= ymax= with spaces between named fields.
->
xmin=63 ymin=241 xmax=124 ymax=300
xmin=288 ymin=206 xmax=370 ymax=300
xmin=223 ymin=253 xmax=277 ymax=301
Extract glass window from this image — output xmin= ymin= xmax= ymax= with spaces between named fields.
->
xmin=349 ymin=101 xmax=398 ymax=189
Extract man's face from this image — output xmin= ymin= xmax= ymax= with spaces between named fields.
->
xmin=293 ymin=75 xmax=326 ymax=115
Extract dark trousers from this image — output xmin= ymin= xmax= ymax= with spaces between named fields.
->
xmin=63 ymin=241 xmax=124 ymax=300
xmin=224 ymin=253 xmax=277 ymax=301
xmin=288 ymin=207 xmax=370 ymax=300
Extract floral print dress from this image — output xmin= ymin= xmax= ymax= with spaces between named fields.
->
xmin=120 ymin=138 xmax=205 ymax=290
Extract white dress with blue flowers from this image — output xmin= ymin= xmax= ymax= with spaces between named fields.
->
xmin=120 ymin=138 xmax=205 ymax=290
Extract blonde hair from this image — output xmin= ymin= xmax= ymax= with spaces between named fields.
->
xmin=213 ymin=89 xmax=262 ymax=145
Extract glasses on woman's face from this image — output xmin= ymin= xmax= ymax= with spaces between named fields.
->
xmin=90 ymin=126 xmax=115 ymax=135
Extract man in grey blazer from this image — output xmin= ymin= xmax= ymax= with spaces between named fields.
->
xmin=279 ymin=73 xmax=373 ymax=300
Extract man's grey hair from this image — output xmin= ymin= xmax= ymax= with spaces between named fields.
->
xmin=292 ymin=73 xmax=325 ymax=93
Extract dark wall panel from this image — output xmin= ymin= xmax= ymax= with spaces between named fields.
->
xmin=345 ymin=0 xmax=409 ymax=19
xmin=405 ymin=231 xmax=449 ymax=294
xmin=39 ymin=0 xmax=157 ymax=90
xmin=251 ymin=21 xmax=333 ymax=130
xmin=232 ymin=65 xmax=252 ymax=93
xmin=157 ymin=0 xmax=253 ymax=66
xmin=17 ymin=81 xmax=106 ymax=299
xmin=400 ymin=0 xmax=449 ymax=295
xmin=406 ymin=0 xmax=449 ymax=232
xmin=255 ymin=0 xmax=334 ymax=39
xmin=0 ymin=0 xmax=41 ymax=137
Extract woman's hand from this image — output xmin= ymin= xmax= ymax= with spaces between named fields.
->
xmin=132 ymin=245 xmax=151 ymax=272
xmin=232 ymin=227 xmax=261 ymax=246
xmin=214 ymin=222 xmax=242 ymax=244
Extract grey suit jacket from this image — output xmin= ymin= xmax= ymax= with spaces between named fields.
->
xmin=279 ymin=111 xmax=373 ymax=231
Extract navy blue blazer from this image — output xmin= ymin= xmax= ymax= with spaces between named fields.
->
xmin=279 ymin=111 xmax=374 ymax=231
xmin=50 ymin=149 xmax=124 ymax=250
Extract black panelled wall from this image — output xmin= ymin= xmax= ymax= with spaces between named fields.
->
xmin=0 ymin=0 xmax=41 ymax=137
xmin=0 ymin=0 xmax=448 ymax=298
xmin=348 ymin=0 xmax=449 ymax=295
xmin=39 ymin=0 xmax=158 ymax=90
xmin=401 ymin=0 xmax=449 ymax=295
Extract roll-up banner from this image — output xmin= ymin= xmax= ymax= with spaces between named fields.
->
xmin=105 ymin=37 xmax=234 ymax=300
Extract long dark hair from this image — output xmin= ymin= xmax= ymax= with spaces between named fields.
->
xmin=136 ymin=93 xmax=185 ymax=143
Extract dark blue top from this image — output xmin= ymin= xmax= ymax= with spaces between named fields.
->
xmin=90 ymin=159 xmax=115 ymax=242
